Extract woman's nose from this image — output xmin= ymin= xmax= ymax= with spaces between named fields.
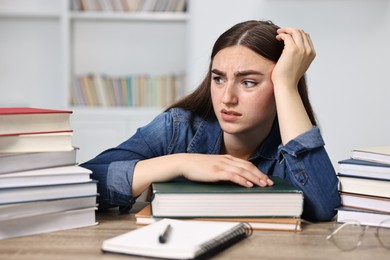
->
xmin=221 ymin=83 xmax=238 ymax=105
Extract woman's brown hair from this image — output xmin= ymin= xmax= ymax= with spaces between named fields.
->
xmin=167 ymin=20 xmax=317 ymax=125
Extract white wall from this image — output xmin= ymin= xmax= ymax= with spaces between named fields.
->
xmin=0 ymin=19 xmax=63 ymax=107
xmin=1 ymin=0 xmax=389 ymax=169
xmin=187 ymin=0 xmax=390 ymax=168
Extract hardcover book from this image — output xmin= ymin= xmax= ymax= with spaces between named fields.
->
xmin=136 ymin=204 xmax=301 ymax=232
xmin=0 ymin=181 xmax=98 ymax=204
xmin=0 ymin=207 xmax=97 ymax=240
xmin=336 ymin=207 xmax=390 ymax=228
xmin=0 ymin=165 xmax=92 ymax=188
xmin=0 ymin=132 xmax=74 ymax=153
xmin=337 ymin=175 xmax=390 ymax=198
xmin=0 ymin=195 xmax=97 ymax=221
xmin=151 ymin=176 xmax=303 ymax=218
xmin=340 ymin=192 xmax=390 ymax=214
xmin=338 ymin=158 xmax=390 ymax=180
xmin=0 ymin=148 xmax=77 ymax=174
xmin=351 ymin=145 xmax=390 ymax=165
xmin=0 ymin=107 xmax=72 ymax=136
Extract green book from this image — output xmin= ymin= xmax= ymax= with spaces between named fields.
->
xmin=151 ymin=176 xmax=303 ymax=218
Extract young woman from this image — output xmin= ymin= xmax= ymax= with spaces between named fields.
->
xmin=81 ymin=20 xmax=340 ymax=221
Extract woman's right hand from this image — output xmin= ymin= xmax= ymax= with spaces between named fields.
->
xmin=179 ymin=154 xmax=273 ymax=188
xmin=272 ymin=27 xmax=316 ymax=89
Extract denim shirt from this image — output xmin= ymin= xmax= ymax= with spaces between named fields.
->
xmin=81 ymin=108 xmax=340 ymax=221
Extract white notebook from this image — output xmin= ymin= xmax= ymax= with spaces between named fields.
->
xmin=101 ymin=218 xmax=252 ymax=259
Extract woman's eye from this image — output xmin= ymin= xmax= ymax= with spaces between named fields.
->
xmin=212 ymin=76 xmax=224 ymax=84
xmin=242 ymin=80 xmax=257 ymax=88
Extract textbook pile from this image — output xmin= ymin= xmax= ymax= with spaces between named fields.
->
xmin=0 ymin=107 xmax=98 ymax=240
xmin=336 ymin=145 xmax=390 ymax=227
xmin=136 ymin=176 xmax=303 ymax=232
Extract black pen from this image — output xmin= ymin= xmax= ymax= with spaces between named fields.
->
xmin=159 ymin=224 xmax=172 ymax=244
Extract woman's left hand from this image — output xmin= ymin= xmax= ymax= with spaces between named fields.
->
xmin=272 ymin=27 xmax=316 ymax=88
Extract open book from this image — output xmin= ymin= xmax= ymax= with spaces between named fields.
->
xmin=101 ymin=218 xmax=252 ymax=259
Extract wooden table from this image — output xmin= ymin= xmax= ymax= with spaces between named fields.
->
xmin=0 ymin=203 xmax=388 ymax=259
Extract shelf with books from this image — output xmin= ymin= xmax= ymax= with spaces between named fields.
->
xmin=70 ymin=0 xmax=187 ymax=13
xmin=0 ymin=0 xmax=189 ymax=163
xmin=66 ymin=1 xmax=189 ymax=161
xmin=70 ymin=73 xmax=185 ymax=107
xmin=68 ymin=2 xmax=188 ymax=109
xmin=69 ymin=11 xmax=188 ymax=21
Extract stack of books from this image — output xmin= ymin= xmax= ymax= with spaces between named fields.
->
xmin=136 ymin=176 xmax=304 ymax=232
xmin=0 ymin=107 xmax=98 ymax=240
xmin=336 ymin=145 xmax=390 ymax=227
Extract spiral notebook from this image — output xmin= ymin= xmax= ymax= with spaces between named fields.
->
xmin=101 ymin=218 xmax=252 ymax=259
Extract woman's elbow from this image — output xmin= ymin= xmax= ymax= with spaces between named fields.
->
xmin=303 ymin=195 xmax=341 ymax=222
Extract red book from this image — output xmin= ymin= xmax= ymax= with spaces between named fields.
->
xmin=0 ymin=107 xmax=73 ymax=136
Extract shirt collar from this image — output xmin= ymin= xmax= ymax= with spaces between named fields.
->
xmin=249 ymin=119 xmax=281 ymax=161
xmin=187 ymin=117 xmax=223 ymax=154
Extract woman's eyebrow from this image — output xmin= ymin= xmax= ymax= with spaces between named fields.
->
xmin=235 ymin=70 xmax=264 ymax=77
xmin=211 ymin=69 xmax=225 ymax=76
xmin=211 ymin=69 xmax=264 ymax=77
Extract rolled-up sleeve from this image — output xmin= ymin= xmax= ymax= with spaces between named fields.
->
xmin=107 ymin=160 xmax=138 ymax=205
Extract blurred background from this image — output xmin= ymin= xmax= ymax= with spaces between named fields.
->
xmin=0 ymin=0 xmax=389 ymax=168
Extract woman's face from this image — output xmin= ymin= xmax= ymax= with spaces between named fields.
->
xmin=211 ymin=45 xmax=277 ymax=137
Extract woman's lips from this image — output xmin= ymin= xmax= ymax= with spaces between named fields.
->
xmin=221 ymin=109 xmax=241 ymax=121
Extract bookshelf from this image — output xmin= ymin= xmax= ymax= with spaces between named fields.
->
xmin=0 ymin=0 xmax=188 ymax=162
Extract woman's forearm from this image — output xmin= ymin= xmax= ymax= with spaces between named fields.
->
xmin=132 ymin=153 xmax=274 ymax=197
xmin=132 ymin=154 xmax=186 ymax=197
xmin=274 ymin=85 xmax=313 ymax=145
